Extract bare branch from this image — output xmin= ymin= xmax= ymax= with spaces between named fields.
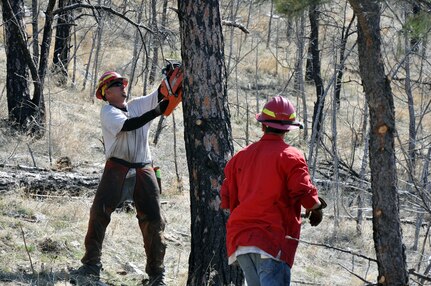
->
xmin=286 ymin=236 xmax=378 ymax=263
xmin=338 ymin=263 xmax=374 ymax=285
xmin=222 ymin=20 xmax=250 ymax=34
xmin=53 ymin=3 xmax=153 ymax=33
xmin=409 ymin=269 xmax=431 ymax=282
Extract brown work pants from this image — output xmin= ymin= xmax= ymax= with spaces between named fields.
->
xmin=81 ymin=159 xmax=166 ymax=276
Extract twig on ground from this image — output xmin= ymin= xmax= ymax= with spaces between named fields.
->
xmin=286 ymin=235 xmax=377 ymax=263
xmin=337 ymin=263 xmax=374 ymax=284
xmin=19 ymin=224 xmax=36 ymax=275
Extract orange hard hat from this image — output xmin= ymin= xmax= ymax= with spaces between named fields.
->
xmin=95 ymin=71 xmax=128 ymax=100
xmin=256 ymin=95 xmax=303 ymax=131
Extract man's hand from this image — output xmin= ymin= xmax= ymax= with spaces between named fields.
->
xmin=306 ymin=197 xmax=327 ymax=226
xmin=307 ymin=209 xmax=323 ymax=226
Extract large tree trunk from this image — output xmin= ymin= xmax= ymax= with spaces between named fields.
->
xmin=178 ymin=1 xmax=243 ymax=285
xmin=1 ymin=0 xmax=54 ymax=136
xmin=2 ymin=0 xmax=33 ymax=128
xmin=348 ymin=0 xmax=409 ymax=285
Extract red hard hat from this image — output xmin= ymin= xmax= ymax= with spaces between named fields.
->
xmin=95 ymin=71 xmax=128 ymax=100
xmin=256 ymin=95 xmax=303 ymax=131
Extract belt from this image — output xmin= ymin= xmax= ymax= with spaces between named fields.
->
xmin=109 ymin=157 xmax=151 ymax=168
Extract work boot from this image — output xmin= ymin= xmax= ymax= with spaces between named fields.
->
xmin=142 ymin=272 xmax=167 ymax=286
xmin=69 ymin=263 xmax=102 ymax=285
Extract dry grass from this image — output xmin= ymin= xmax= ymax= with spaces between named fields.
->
xmin=0 ymin=188 xmax=191 ymax=286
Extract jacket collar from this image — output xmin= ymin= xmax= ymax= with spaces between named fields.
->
xmin=260 ymin=133 xmax=285 ymax=141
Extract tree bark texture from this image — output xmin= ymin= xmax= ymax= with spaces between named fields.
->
xmin=308 ymin=4 xmax=324 ymax=137
xmin=178 ymin=1 xmax=243 ymax=285
xmin=1 ymin=0 xmax=54 ymax=136
xmin=53 ymin=0 xmax=74 ymax=85
xmin=348 ymin=0 xmax=409 ymax=285
xmin=2 ymin=0 xmax=33 ymax=128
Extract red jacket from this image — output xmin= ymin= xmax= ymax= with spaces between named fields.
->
xmin=221 ymin=134 xmax=319 ymax=267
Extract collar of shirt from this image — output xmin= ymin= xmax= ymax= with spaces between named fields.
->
xmin=260 ymin=133 xmax=284 ymax=141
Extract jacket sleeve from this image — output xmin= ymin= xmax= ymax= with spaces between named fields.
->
xmin=220 ymin=179 xmax=230 ymax=209
xmin=283 ymin=150 xmax=319 ymax=209
xmin=220 ymin=158 xmax=239 ymax=211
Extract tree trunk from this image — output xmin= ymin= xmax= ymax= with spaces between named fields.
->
xmin=293 ymin=13 xmax=307 ymax=140
xmin=148 ymin=0 xmax=159 ymax=85
xmin=331 ymin=56 xmax=340 ymax=234
xmin=348 ymin=0 xmax=409 ymax=284
xmin=127 ymin=0 xmax=145 ymax=98
xmin=52 ymin=0 xmax=74 ymax=85
xmin=308 ymin=3 xmax=324 ymax=136
xmin=335 ymin=8 xmax=355 ymax=108
xmin=357 ymin=103 xmax=369 ymax=235
xmin=266 ymin=0 xmax=274 ymax=48
xmin=178 ymin=1 xmax=243 ymax=285
xmin=32 ymin=0 xmax=40 ymax=65
xmin=2 ymin=0 xmax=33 ymax=128
xmin=413 ymin=146 xmax=431 ymax=251
xmin=403 ymin=6 xmax=417 ymax=192
xmin=2 ymin=0 xmax=50 ymax=136
xmin=91 ymin=0 xmax=105 ymax=101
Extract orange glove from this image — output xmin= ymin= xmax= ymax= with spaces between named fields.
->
xmin=158 ymin=60 xmax=183 ymax=116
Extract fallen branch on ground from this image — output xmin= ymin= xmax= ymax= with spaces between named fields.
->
xmin=286 ymin=235 xmax=377 ymax=263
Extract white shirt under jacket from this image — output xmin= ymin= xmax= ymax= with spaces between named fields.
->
xmin=100 ymin=89 xmax=159 ymax=164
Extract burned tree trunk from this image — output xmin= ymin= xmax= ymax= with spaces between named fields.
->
xmin=2 ymin=0 xmax=33 ymax=129
xmin=52 ymin=0 xmax=75 ymax=85
xmin=178 ymin=1 xmax=243 ymax=285
xmin=1 ymin=0 xmax=55 ymax=136
xmin=348 ymin=0 xmax=409 ymax=284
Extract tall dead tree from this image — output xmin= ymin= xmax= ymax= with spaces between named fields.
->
xmin=2 ymin=0 xmax=32 ymax=128
xmin=348 ymin=0 xmax=409 ymax=284
xmin=52 ymin=0 xmax=75 ymax=86
xmin=308 ymin=3 xmax=324 ymax=136
xmin=1 ymin=0 xmax=55 ymax=136
xmin=178 ymin=1 xmax=243 ymax=285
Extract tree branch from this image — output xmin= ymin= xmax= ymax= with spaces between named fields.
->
xmin=409 ymin=269 xmax=431 ymax=282
xmin=286 ymin=236 xmax=378 ymax=263
xmin=53 ymin=3 xmax=153 ymax=33
xmin=222 ymin=20 xmax=250 ymax=34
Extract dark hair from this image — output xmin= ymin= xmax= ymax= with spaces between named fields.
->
xmin=264 ymin=125 xmax=286 ymax=134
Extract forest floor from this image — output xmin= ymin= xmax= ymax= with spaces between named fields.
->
xmin=0 ymin=167 xmax=383 ymax=286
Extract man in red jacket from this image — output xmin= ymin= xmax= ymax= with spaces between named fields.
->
xmin=221 ymin=95 xmax=326 ymax=286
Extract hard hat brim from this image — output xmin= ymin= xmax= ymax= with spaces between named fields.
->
xmin=96 ymin=77 xmax=129 ymax=99
xmin=256 ymin=113 xmax=302 ymax=131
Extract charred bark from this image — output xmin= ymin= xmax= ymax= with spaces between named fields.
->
xmin=348 ymin=0 xmax=409 ymax=284
xmin=178 ymin=1 xmax=243 ymax=285
xmin=52 ymin=0 xmax=75 ymax=85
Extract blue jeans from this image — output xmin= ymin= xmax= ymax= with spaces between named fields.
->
xmin=237 ymin=253 xmax=291 ymax=286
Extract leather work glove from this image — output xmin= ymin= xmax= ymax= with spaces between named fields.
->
xmin=306 ymin=197 xmax=327 ymax=227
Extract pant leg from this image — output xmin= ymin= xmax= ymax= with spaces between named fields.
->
xmin=134 ymin=166 xmax=166 ymax=276
xmin=259 ymin=257 xmax=291 ymax=286
xmin=81 ymin=159 xmax=129 ymax=265
xmin=237 ymin=254 xmax=261 ymax=286
xmin=237 ymin=253 xmax=291 ymax=286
